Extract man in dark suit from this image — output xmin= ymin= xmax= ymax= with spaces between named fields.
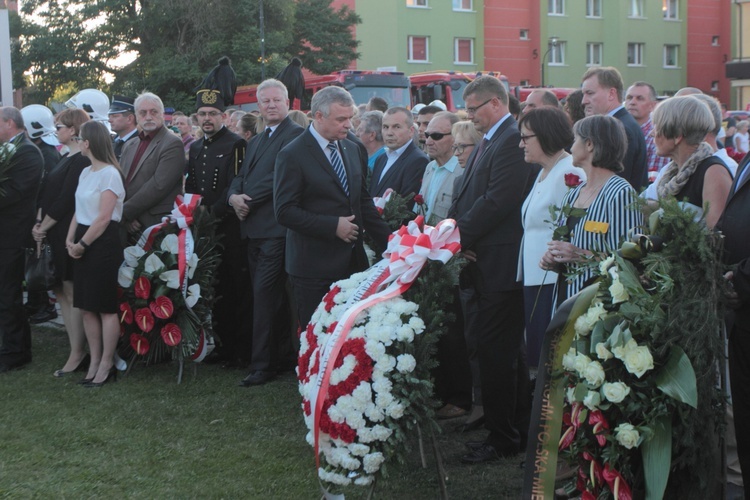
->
xmin=581 ymin=66 xmax=648 ymax=191
xmin=370 ymin=106 xmax=429 ymax=198
xmin=274 ymin=86 xmax=391 ymax=329
xmin=228 ymin=79 xmax=304 ymax=386
xmin=186 ymin=88 xmax=248 ymax=370
xmin=719 ymin=155 xmax=750 ymax=490
xmin=448 ymin=76 xmax=537 ymax=463
xmin=0 ymin=107 xmax=44 ymax=373
xmin=108 ymin=95 xmax=138 ymax=162
xmin=120 ymin=92 xmax=185 ymax=239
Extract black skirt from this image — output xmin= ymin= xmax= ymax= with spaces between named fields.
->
xmin=73 ymin=222 xmax=122 ymax=313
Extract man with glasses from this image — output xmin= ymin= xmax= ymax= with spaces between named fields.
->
xmin=370 ymin=106 xmax=429 ymax=198
xmin=448 ymin=76 xmax=538 ymax=464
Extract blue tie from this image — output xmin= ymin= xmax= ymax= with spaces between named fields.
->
xmin=327 ymin=141 xmax=349 ymax=196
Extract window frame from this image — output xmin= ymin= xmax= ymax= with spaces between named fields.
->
xmin=629 ymin=0 xmax=646 ymax=18
xmin=452 ymin=0 xmax=472 ymax=12
xmin=586 ymin=42 xmax=603 ymax=66
xmin=408 ymin=35 xmax=430 ymax=63
xmin=548 ymin=41 xmax=566 ymax=65
xmin=548 ymin=0 xmax=565 ymax=16
xmin=406 ymin=0 xmax=429 ymax=8
xmin=454 ymin=38 xmax=474 ymax=65
xmin=663 ymin=44 xmax=679 ymax=68
xmin=663 ymin=0 xmax=678 ymax=20
xmin=627 ymin=42 xmax=645 ymax=66
xmin=586 ymin=0 xmax=602 ymax=18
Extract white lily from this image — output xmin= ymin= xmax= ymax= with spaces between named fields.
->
xmin=187 ymin=253 xmax=199 ymax=279
xmin=117 ymin=266 xmax=134 ymax=287
xmin=144 ymin=253 xmax=166 ymax=274
xmin=159 ymin=270 xmax=181 ymax=289
xmin=161 ymin=234 xmax=179 ymax=255
xmin=123 ymin=246 xmax=146 ymax=267
xmin=186 ymin=283 xmax=201 ymax=307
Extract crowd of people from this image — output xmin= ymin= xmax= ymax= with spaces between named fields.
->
xmin=0 ymin=62 xmax=749 ymax=488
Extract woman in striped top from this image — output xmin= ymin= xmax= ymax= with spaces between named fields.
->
xmin=540 ymin=115 xmax=643 ymax=304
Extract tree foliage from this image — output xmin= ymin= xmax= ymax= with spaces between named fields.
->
xmin=13 ymin=0 xmax=360 ymax=109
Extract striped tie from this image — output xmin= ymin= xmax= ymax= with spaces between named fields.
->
xmin=327 ymin=141 xmax=349 ymax=196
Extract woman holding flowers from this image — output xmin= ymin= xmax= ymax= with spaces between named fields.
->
xmin=540 ymin=115 xmax=642 ymax=305
xmin=66 ymin=121 xmax=125 ymax=387
xmin=31 ymin=108 xmax=90 ymax=377
xmin=517 ymin=107 xmax=586 ymax=368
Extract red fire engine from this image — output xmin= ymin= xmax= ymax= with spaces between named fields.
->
xmin=409 ymin=70 xmax=510 ymax=112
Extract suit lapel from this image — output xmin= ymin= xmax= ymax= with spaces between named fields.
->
xmin=454 ymin=117 xmax=515 ymax=201
xmin=375 ymin=142 xmax=414 ymax=194
xmin=304 ymin=132 xmax=349 ymax=197
xmin=729 ymin=156 xmax=750 ymax=202
xmin=129 ymin=128 xmax=163 ymax=181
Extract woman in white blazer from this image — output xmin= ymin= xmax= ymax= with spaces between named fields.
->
xmin=517 ymin=107 xmax=586 ymax=369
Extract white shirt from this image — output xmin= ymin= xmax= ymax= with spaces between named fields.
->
xmin=75 ymin=165 xmax=125 ymax=225
xmin=379 ymin=140 xmax=412 ymax=182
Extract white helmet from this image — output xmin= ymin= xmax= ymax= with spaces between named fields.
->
xmin=65 ymin=88 xmax=110 ymax=122
xmin=21 ymin=104 xmax=59 ymax=146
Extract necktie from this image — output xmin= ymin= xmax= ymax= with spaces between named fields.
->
xmin=465 ymin=138 xmax=488 ymax=176
xmin=735 ymin=161 xmax=750 ymax=194
xmin=114 ymin=138 xmax=124 ymax=159
xmin=327 ymin=141 xmax=349 ymax=196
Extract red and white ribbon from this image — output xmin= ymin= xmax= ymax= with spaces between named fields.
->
xmin=371 ymin=187 xmax=394 ymax=215
xmin=310 ymin=216 xmax=461 ymax=469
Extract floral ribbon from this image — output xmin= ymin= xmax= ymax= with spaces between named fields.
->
xmin=310 ymin=216 xmax=461 ymax=472
xmin=139 ymin=193 xmax=202 ymax=294
xmin=371 ymin=187 xmax=394 ymax=215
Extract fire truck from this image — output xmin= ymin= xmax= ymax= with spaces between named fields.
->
xmin=513 ymin=86 xmax=578 ymax=103
xmin=409 ymin=71 xmax=510 ymax=112
xmin=233 ymin=70 xmax=411 ymax=112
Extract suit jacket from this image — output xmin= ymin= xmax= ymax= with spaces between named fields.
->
xmin=370 ymin=141 xmax=429 ymax=198
xmin=449 ymin=116 xmax=538 ymax=293
xmin=274 ymin=128 xmax=391 ymax=280
xmin=228 ymin=116 xmax=304 ymax=239
xmin=416 ymin=157 xmax=463 ymax=222
xmin=717 ymin=155 xmax=750 ymax=323
xmin=613 ymin=107 xmax=648 ymax=192
xmin=0 ymin=135 xmax=44 ymax=249
xmin=120 ymin=126 xmax=185 ymax=228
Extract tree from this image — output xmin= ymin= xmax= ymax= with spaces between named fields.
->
xmin=15 ymin=0 xmax=360 ymax=109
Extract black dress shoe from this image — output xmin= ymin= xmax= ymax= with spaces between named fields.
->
xmin=459 ymin=415 xmax=486 ymax=433
xmin=29 ymin=308 xmax=58 ymax=324
xmin=239 ymin=370 xmax=275 ymax=387
xmin=460 ymin=444 xmax=501 ymax=464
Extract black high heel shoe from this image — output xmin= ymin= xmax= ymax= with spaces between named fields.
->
xmin=53 ymin=353 xmax=91 ymax=378
xmin=83 ymin=367 xmax=117 ymax=388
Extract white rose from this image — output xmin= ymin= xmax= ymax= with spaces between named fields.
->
xmin=574 ymin=315 xmax=592 ymax=337
xmin=602 ymin=382 xmax=631 ymax=403
xmin=595 ymin=342 xmax=613 ymax=360
xmin=117 ymin=265 xmax=134 ymax=287
xmin=586 ymin=301 xmax=607 ymax=326
xmin=396 ymin=354 xmax=417 ymax=373
xmin=622 ymin=343 xmax=654 ymax=378
xmin=562 ymin=348 xmax=578 ymax=371
xmin=583 ymin=361 xmax=605 ymax=388
xmin=615 ymin=423 xmax=641 ymax=449
xmin=599 ymin=255 xmax=615 ymax=274
xmin=573 ymin=353 xmax=591 ymax=376
xmin=565 ymin=386 xmax=578 ymax=404
xmin=583 ymin=390 xmax=601 ymax=410
xmin=609 ymin=278 xmax=629 ymax=304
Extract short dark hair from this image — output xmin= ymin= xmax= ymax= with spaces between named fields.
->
xmin=367 ymin=96 xmax=388 ymax=112
xmin=384 ymin=106 xmax=413 ymax=127
xmin=508 ymin=95 xmax=521 ymax=116
xmin=418 ymin=105 xmax=443 ymax=116
xmin=628 ymin=81 xmax=657 ymax=102
xmin=464 ymin=75 xmax=509 ymax=105
xmin=573 ymin=115 xmax=626 ymax=173
xmin=517 ymin=107 xmax=574 ymax=157
xmin=582 ymin=66 xmax=624 ymax=102
xmin=564 ymin=89 xmax=586 ymax=124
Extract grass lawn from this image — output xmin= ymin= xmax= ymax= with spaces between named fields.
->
xmin=0 ymin=325 xmax=524 ymax=499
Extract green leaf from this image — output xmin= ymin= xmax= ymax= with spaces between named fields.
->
xmin=654 ymin=346 xmax=698 ymax=408
xmin=642 ymin=416 xmax=671 ymax=500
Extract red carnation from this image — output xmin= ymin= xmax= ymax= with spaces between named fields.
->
xmin=134 ymin=307 xmax=155 ymax=333
xmin=565 ymin=173 xmax=582 ymax=188
xmin=150 ymin=296 xmax=174 ymax=320
xmin=130 ymin=333 xmax=150 ymax=355
xmin=134 ymin=276 xmax=151 ymax=299
xmin=160 ymin=323 xmax=182 ymax=346
xmin=323 ymin=286 xmax=341 ymax=313
xmin=119 ymin=302 xmax=133 ymax=325
xmin=414 ymin=194 xmax=425 ymax=205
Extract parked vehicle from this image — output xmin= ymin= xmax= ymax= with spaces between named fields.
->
xmin=410 ymin=70 xmax=510 ymax=112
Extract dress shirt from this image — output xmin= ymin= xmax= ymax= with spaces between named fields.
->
xmin=423 ymin=156 xmax=458 ymax=221
xmin=379 ymin=141 xmax=413 ymax=182
xmin=641 ymin=118 xmax=670 ymax=182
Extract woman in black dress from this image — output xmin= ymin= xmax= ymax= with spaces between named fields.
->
xmin=32 ymin=108 xmax=90 ymax=377
xmin=66 ymin=121 xmax=125 ymax=387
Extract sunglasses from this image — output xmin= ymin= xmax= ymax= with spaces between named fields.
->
xmin=424 ymin=132 xmax=451 ymax=141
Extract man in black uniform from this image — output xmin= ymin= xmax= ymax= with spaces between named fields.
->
xmin=185 ymin=88 xmax=248 ymax=367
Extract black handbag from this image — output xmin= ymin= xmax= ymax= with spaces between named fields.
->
xmin=25 ymin=241 xmax=58 ymax=291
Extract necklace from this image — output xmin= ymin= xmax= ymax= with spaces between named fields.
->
xmin=575 ymin=177 xmax=609 ymax=208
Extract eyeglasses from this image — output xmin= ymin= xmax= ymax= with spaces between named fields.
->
xmin=424 ymin=132 xmax=451 ymax=141
xmin=197 ymin=111 xmax=223 ymax=118
xmin=465 ymin=98 xmax=494 ymax=115
xmin=451 ymin=143 xmax=475 ymax=155
xmin=519 ymin=134 xmax=537 ymax=144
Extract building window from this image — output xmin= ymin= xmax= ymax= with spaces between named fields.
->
xmin=408 ymin=36 xmax=429 ymax=63
xmin=520 ymin=80 xmax=530 ymax=86
xmin=664 ymin=45 xmax=679 ymax=67
xmin=520 ymin=29 xmax=529 ymax=40
xmin=548 ymin=0 xmax=564 ymax=16
xmin=549 ymin=41 xmax=565 ymax=65
xmin=629 ymin=0 xmax=645 ymax=18
xmin=453 ymin=0 xmax=472 ymax=11
xmin=663 ymin=0 xmax=678 ymax=19
xmin=586 ymin=43 xmax=603 ymax=66
xmin=586 ymin=0 xmax=602 ymax=18
xmin=711 ymin=81 xmax=719 ymax=91
xmin=454 ymin=38 xmax=474 ymax=64
xmin=628 ymin=43 xmax=645 ymax=66
xmin=406 ymin=0 xmax=428 ymax=7
xmin=712 ymin=36 xmax=720 ymax=46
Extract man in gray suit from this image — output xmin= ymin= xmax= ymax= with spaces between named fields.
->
xmin=120 ymin=92 xmax=184 ymax=239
